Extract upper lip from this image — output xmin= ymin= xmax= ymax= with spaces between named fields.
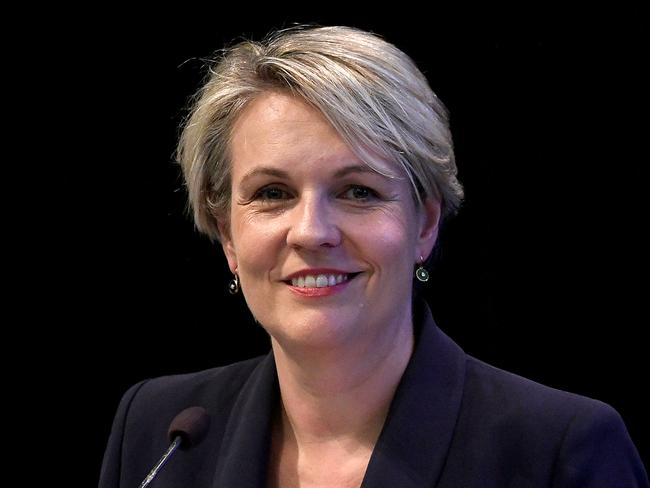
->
xmin=283 ymin=268 xmax=358 ymax=281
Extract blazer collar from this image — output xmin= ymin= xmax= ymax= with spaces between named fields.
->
xmin=212 ymin=299 xmax=466 ymax=487
xmin=360 ymin=299 xmax=467 ymax=487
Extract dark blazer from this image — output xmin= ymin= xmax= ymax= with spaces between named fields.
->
xmin=99 ymin=300 xmax=648 ymax=487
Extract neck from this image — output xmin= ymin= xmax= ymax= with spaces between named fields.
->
xmin=270 ymin=307 xmax=415 ymax=450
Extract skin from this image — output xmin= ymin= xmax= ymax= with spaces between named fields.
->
xmin=218 ymin=90 xmax=440 ymax=487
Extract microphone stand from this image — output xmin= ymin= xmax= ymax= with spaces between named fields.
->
xmin=138 ymin=436 xmax=182 ymax=488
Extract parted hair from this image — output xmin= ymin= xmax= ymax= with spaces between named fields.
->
xmin=176 ymin=25 xmax=464 ymax=242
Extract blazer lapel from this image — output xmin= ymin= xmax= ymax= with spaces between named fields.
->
xmin=211 ymin=352 xmax=279 ymax=488
xmin=360 ymin=300 xmax=467 ymax=487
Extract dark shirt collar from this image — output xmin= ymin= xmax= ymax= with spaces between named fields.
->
xmin=212 ymin=299 xmax=467 ymax=487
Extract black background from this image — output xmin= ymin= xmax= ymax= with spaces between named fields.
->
xmin=26 ymin=6 xmax=647 ymax=484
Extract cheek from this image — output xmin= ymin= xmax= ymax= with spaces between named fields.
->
xmin=365 ymin=207 xmax=416 ymax=256
xmin=349 ymin=211 xmax=417 ymax=276
xmin=372 ymin=229 xmax=415 ymax=272
xmin=232 ymin=213 xmax=285 ymax=276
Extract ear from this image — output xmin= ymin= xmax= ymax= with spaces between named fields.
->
xmin=415 ymin=197 xmax=441 ymax=262
xmin=217 ymin=216 xmax=238 ymax=275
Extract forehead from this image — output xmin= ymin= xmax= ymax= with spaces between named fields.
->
xmin=229 ymin=91 xmax=402 ymax=180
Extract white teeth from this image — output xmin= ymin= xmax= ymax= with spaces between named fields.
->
xmin=315 ymin=275 xmax=328 ymax=287
xmin=291 ymin=273 xmax=350 ymax=288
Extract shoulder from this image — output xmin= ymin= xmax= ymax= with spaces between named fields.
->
xmin=99 ymin=355 xmax=271 ymax=487
xmin=463 ymin=355 xmax=610 ymax=421
xmin=454 ymin=355 xmax=648 ymax=485
xmin=111 ymin=354 xmax=269 ymax=449
xmin=460 ymin=354 xmax=627 ymax=444
xmin=125 ymin=355 xmax=268 ymax=416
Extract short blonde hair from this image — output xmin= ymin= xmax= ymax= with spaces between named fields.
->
xmin=177 ymin=25 xmax=464 ymax=242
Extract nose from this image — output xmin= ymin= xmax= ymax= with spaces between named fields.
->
xmin=286 ymin=192 xmax=342 ymax=250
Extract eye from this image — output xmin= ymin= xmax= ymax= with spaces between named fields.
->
xmin=253 ymin=186 xmax=291 ymax=201
xmin=341 ymin=185 xmax=379 ymax=201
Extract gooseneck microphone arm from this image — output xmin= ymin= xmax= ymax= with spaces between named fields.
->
xmin=137 ymin=406 xmax=211 ymax=488
xmin=138 ymin=436 xmax=182 ymax=488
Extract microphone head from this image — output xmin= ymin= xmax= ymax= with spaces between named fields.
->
xmin=167 ymin=406 xmax=210 ymax=449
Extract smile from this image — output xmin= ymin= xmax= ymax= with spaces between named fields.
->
xmin=291 ymin=273 xmax=346 ymax=288
xmin=284 ymin=272 xmax=362 ymax=289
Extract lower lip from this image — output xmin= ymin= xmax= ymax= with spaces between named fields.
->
xmin=285 ymin=277 xmax=354 ymax=297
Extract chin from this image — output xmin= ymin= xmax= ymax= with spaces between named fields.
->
xmin=266 ymin=310 xmax=362 ymax=352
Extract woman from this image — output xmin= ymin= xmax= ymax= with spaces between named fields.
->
xmin=99 ymin=26 xmax=648 ymax=487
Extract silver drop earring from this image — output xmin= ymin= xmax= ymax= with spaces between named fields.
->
xmin=228 ymin=273 xmax=240 ymax=294
xmin=415 ymin=256 xmax=429 ymax=282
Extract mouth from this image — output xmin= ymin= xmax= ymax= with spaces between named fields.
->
xmin=283 ymin=272 xmax=362 ymax=289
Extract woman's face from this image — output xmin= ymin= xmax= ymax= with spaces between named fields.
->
xmin=219 ymin=91 xmax=440 ymax=352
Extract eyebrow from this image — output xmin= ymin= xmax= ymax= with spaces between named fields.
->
xmin=239 ymin=164 xmax=383 ymax=186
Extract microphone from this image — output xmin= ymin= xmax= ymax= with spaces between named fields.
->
xmin=139 ymin=406 xmax=210 ymax=488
